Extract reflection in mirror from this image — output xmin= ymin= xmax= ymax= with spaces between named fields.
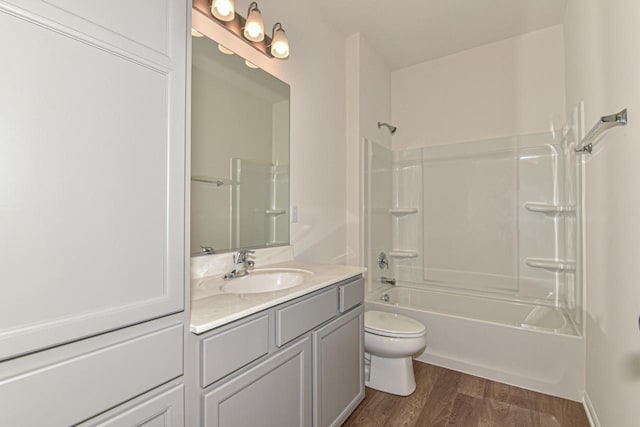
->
xmin=191 ymin=35 xmax=290 ymax=256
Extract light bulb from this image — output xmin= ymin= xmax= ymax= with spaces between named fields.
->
xmin=191 ymin=28 xmax=204 ymax=37
xmin=273 ymin=40 xmax=287 ymax=56
xmin=245 ymin=21 xmax=262 ymax=39
xmin=211 ymin=0 xmax=235 ymax=22
xmin=243 ymin=3 xmax=264 ymax=42
xmin=270 ymin=24 xmax=289 ymax=59
xmin=245 ymin=60 xmax=259 ymax=69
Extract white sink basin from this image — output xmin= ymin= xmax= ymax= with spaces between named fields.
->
xmin=221 ymin=270 xmax=310 ymax=294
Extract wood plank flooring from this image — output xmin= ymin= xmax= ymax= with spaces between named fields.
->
xmin=343 ymin=362 xmax=590 ymax=427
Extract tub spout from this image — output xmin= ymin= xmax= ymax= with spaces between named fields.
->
xmin=380 ymin=276 xmax=396 ymax=286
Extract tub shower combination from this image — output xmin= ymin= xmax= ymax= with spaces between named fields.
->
xmin=362 ymin=131 xmax=584 ymax=400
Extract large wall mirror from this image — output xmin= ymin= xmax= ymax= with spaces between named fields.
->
xmin=191 ymin=34 xmax=290 ymax=256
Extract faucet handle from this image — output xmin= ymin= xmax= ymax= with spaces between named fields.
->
xmin=378 ymin=252 xmax=389 ymax=269
xmin=235 ymin=249 xmax=255 ymax=263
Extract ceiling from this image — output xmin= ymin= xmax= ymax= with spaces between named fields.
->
xmin=312 ymin=0 xmax=567 ymax=70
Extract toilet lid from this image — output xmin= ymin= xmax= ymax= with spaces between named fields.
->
xmin=365 ymin=310 xmax=426 ymax=338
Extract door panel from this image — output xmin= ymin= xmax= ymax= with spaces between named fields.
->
xmin=0 ymin=0 xmax=187 ymax=360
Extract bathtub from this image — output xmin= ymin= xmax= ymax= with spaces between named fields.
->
xmin=366 ymin=285 xmax=584 ymax=401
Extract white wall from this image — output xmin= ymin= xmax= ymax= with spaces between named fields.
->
xmin=392 ymin=25 xmax=567 ymax=150
xmin=357 ymin=37 xmax=393 ymax=150
xmin=192 ymin=0 xmax=347 ymax=263
xmin=564 ymin=1 xmax=640 ymax=425
xmin=345 ymin=34 xmax=391 ymax=265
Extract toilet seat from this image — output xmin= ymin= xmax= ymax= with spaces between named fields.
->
xmin=365 ymin=310 xmax=426 ymax=338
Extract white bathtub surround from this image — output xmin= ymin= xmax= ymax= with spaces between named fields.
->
xmin=364 ymin=310 xmax=426 ymax=396
xmin=190 ymin=254 xmax=365 ymax=333
xmin=367 ymin=286 xmax=584 ymax=401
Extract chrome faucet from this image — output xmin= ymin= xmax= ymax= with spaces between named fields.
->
xmin=224 ymin=250 xmax=255 ymax=279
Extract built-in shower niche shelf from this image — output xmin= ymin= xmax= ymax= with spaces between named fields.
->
xmin=265 ymin=209 xmax=287 ymax=216
xmin=524 ymin=203 xmax=576 ymax=215
xmin=389 ymin=208 xmax=418 ymax=216
xmin=389 ymin=250 xmax=419 ymax=259
xmin=525 ymin=258 xmax=576 ymax=272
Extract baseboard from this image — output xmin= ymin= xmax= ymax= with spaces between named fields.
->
xmin=583 ymin=392 xmax=600 ymax=427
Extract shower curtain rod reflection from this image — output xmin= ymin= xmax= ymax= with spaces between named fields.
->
xmin=191 ymin=176 xmax=231 ymax=187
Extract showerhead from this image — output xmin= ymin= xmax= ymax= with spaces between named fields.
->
xmin=378 ymin=121 xmax=397 ymax=135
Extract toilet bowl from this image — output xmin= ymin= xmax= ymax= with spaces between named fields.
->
xmin=364 ymin=310 xmax=426 ymax=396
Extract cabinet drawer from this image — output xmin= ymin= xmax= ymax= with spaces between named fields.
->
xmin=0 ymin=321 xmax=183 ymax=426
xmin=276 ymin=288 xmax=338 ymax=347
xmin=201 ymin=315 xmax=269 ymax=388
xmin=339 ymin=277 xmax=364 ymax=313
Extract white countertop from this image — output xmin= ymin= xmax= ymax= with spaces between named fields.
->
xmin=190 ymin=260 xmax=366 ymax=334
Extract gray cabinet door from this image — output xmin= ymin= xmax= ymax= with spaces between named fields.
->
xmin=203 ymin=336 xmax=312 ymax=427
xmin=0 ymin=0 xmax=187 ymax=360
xmin=312 ymin=306 xmax=365 ymax=427
xmin=80 ymin=383 xmax=184 ymax=427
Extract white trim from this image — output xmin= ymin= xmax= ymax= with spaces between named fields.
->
xmin=583 ymin=392 xmax=600 ymax=427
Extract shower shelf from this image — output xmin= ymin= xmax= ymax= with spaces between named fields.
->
xmin=389 ymin=250 xmax=419 ymax=259
xmin=265 ymin=209 xmax=287 ymax=216
xmin=525 ymin=258 xmax=576 ymax=272
xmin=389 ymin=208 xmax=418 ymax=215
xmin=524 ymin=203 xmax=576 ymax=215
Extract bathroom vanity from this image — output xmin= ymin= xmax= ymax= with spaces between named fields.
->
xmin=187 ymin=261 xmax=365 ymax=427
xmin=187 ymin=8 xmax=367 ymax=426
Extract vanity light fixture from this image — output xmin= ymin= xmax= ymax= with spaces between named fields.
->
xmin=192 ymin=28 xmax=204 ymax=37
xmin=269 ymin=23 xmax=289 ymax=59
xmin=211 ymin=0 xmax=235 ymax=22
xmin=198 ymin=0 xmax=289 ymax=59
xmin=243 ymin=2 xmax=264 ymax=42
xmin=244 ymin=60 xmax=259 ymax=69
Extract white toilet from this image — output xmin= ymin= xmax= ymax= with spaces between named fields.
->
xmin=364 ymin=310 xmax=427 ymax=396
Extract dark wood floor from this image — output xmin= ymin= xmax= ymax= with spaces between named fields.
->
xmin=343 ymin=361 xmax=590 ymax=427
